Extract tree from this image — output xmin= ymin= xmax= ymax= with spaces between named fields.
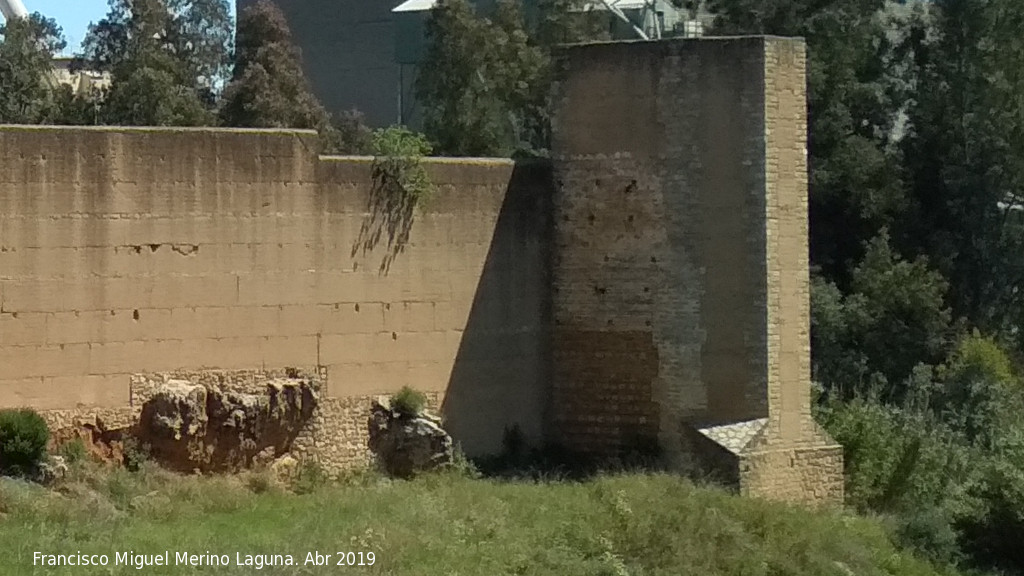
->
xmin=0 ymin=13 xmax=66 ymax=123
xmin=418 ymin=0 xmax=515 ymax=156
xmin=899 ymin=0 xmax=1024 ymax=339
xmin=938 ymin=333 xmax=1024 ymax=449
xmin=491 ymin=0 xmax=550 ymax=154
xmin=50 ymin=83 xmax=104 ymax=126
xmin=101 ymin=65 xmax=212 ymax=126
xmin=333 ymin=109 xmax=374 ymax=155
xmin=219 ymin=0 xmax=363 ymax=153
xmin=166 ymin=0 xmax=234 ymax=92
xmin=707 ymin=0 xmax=907 ymax=286
xmin=417 ymin=0 xmax=606 ymax=157
xmin=83 ymin=0 xmax=232 ymax=91
xmin=80 ymin=0 xmax=232 ymax=125
xmin=811 ymin=231 xmax=954 ymax=401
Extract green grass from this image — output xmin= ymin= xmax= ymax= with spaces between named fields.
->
xmin=0 ymin=464 xmax=960 ymax=576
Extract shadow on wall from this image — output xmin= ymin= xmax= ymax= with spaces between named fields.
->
xmin=441 ymin=161 xmax=554 ymax=457
xmin=350 ymin=163 xmax=416 ymax=275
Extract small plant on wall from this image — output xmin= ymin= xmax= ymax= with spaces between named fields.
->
xmin=371 ymin=127 xmax=435 ymax=205
xmin=354 ymin=127 xmax=437 ymax=274
xmin=390 ymin=386 xmax=428 ymax=418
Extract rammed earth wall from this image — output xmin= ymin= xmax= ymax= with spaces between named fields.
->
xmin=0 ymin=128 xmax=552 ymax=467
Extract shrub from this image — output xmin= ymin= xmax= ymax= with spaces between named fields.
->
xmin=0 ymin=409 xmax=50 ymax=476
xmin=246 ymin=470 xmax=276 ymax=494
xmin=449 ymin=445 xmax=481 ymax=479
xmin=817 ymin=395 xmax=977 ymax=513
xmin=58 ymin=438 xmax=89 ymax=465
xmin=892 ymin=505 xmax=964 ymax=567
xmin=371 ymin=126 xmax=434 ymax=204
xmin=332 ymin=108 xmax=374 ymax=154
xmin=938 ymin=333 xmax=1024 ymax=447
xmin=292 ymin=460 xmax=328 ymax=495
xmin=390 ymin=386 xmax=428 ymax=417
xmin=121 ymin=436 xmax=151 ymax=473
xmin=956 ymin=433 xmax=1024 ymax=573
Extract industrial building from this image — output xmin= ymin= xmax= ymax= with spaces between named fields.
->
xmin=236 ymin=0 xmax=710 ymax=128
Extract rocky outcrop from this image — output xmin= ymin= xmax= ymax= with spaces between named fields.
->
xmin=49 ymin=417 xmax=128 ymax=466
xmin=138 ymin=379 xmax=317 ymax=472
xmin=367 ymin=400 xmax=453 ymax=478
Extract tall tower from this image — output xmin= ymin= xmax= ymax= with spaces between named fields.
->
xmin=548 ymin=36 xmax=843 ymax=504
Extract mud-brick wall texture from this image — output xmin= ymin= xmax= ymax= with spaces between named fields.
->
xmin=0 ymin=126 xmax=552 ymax=471
xmin=549 ymin=37 xmax=843 ymax=504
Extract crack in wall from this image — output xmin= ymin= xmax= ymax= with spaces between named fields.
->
xmin=113 ymin=244 xmax=200 ymax=256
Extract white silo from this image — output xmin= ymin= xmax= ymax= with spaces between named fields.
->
xmin=0 ymin=0 xmax=29 ymax=21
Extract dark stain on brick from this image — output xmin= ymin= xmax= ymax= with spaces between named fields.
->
xmin=551 ymin=329 xmax=661 ymax=457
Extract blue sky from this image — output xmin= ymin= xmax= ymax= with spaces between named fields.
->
xmin=20 ymin=0 xmax=236 ymax=54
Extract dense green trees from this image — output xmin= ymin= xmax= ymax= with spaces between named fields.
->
xmin=811 ymin=231 xmax=955 ymax=400
xmin=0 ymin=0 xmax=359 ymax=146
xmin=417 ymin=0 xmax=605 ymax=156
xmin=80 ymin=0 xmax=233 ymax=125
xmin=0 ymin=13 xmax=65 ymax=123
xmin=219 ymin=0 xmax=356 ymax=152
xmin=710 ymin=0 xmax=906 ymax=284
xmin=899 ymin=0 xmax=1024 ymax=339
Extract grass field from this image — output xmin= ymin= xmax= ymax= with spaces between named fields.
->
xmin=0 ymin=464 xmax=960 ymax=576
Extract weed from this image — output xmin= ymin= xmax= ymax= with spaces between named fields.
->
xmin=0 ymin=469 xmax=961 ymax=576
xmin=121 ymin=436 xmax=151 ymax=473
xmin=58 ymin=438 xmax=89 ymax=465
xmin=389 ymin=386 xmax=427 ymax=417
xmin=246 ymin=470 xmax=276 ymax=495
xmin=292 ymin=460 xmax=328 ymax=495
xmin=371 ymin=127 xmax=434 ymax=205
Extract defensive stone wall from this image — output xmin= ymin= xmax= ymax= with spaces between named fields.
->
xmin=0 ymin=35 xmax=843 ymax=505
xmin=0 ymin=126 xmax=552 ymax=470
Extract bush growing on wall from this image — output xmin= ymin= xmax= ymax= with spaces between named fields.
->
xmin=390 ymin=387 xmax=428 ymax=418
xmin=0 ymin=409 xmax=50 ymax=476
xmin=371 ymin=127 xmax=435 ymax=205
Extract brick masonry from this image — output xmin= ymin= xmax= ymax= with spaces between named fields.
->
xmin=549 ymin=37 xmax=842 ymax=505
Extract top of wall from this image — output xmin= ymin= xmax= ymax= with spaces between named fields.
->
xmin=557 ymin=35 xmax=806 ymax=52
xmin=0 ymin=125 xmax=551 ymax=216
xmin=0 ymin=125 xmax=319 ymax=137
xmin=0 ymin=126 xmax=539 ymax=177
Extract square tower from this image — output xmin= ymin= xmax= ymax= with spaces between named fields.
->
xmin=549 ymin=36 xmax=843 ymax=504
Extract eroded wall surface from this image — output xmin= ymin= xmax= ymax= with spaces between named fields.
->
xmin=549 ymin=37 xmax=842 ymax=504
xmin=549 ymin=38 xmax=770 ymax=459
xmin=0 ymin=127 xmax=551 ymax=468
